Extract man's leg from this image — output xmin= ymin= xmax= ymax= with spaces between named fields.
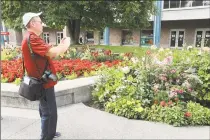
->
xmin=39 ymin=87 xmax=57 ymax=140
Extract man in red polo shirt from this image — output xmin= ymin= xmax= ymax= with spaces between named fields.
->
xmin=22 ymin=12 xmax=70 ymax=140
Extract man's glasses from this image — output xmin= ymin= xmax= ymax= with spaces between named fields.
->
xmin=33 ymin=21 xmax=43 ymax=24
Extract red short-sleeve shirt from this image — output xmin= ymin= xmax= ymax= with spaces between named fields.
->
xmin=21 ymin=31 xmax=57 ymax=89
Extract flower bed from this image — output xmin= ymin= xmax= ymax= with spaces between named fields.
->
xmin=92 ymin=48 xmax=210 ymax=126
xmin=1 ymin=46 xmax=133 ymax=84
xmin=2 ymin=45 xmax=210 ymax=126
xmin=1 ymin=59 xmax=122 ymax=84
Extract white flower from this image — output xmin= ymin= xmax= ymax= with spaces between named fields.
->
xmin=154 ymin=84 xmax=159 ymax=89
xmin=111 ymin=95 xmax=117 ymax=100
xmin=142 ymin=57 xmax=145 ymax=62
xmin=168 ymin=51 xmax=173 ymax=55
xmin=150 ymin=45 xmax=157 ymax=50
xmin=158 ymin=48 xmax=164 ymax=52
xmin=187 ymin=46 xmax=193 ymax=50
xmin=121 ymin=66 xmax=130 ymax=74
xmin=71 ymin=48 xmax=76 ymax=53
xmin=198 ymin=50 xmax=202 ymax=55
xmin=131 ymin=57 xmax=139 ymax=64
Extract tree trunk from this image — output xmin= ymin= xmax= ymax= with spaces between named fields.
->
xmin=67 ymin=19 xmax=81 ymax=45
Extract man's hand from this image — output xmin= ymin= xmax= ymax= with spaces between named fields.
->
xmin=46 ymin=37 xmax=71 ymax=58
xmin=61 ymin=37 xmax=70 ymax=47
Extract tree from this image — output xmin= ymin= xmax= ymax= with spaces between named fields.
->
xmin=1 ymin=0 xmax=155 ymax=44
xmin=1 ymin=1 xmax=44 ymax=31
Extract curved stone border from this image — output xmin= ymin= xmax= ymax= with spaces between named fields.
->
xmin=1 ymin=76 xmax=98 ymax=110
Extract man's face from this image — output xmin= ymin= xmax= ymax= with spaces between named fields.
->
xmin=30 ymin=16 xmax=43 ymax=35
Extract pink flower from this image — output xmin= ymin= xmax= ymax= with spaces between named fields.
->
xmin=171 ymin=69 xmax=176 ymax=73
xmin=187 ymin=88 xmax=192 ymax=92
xmin=160 ymin=76 xmax=167 ymax=81
xmin=178 ymin=89 xmax=184 ymax=94
xmin=169 ymin=91 xmax=177 ymax=98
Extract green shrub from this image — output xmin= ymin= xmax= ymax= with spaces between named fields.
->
xmin=186 ymin=101 xmax=210 ymax=125
xmin=105 ymin=97 xmax=144 ymax=119
xmin=92 ymin=66 xmax=137 ymax=108
xmin=192 ymin=53 xmax=210 ymax=101
xmin=1 ymin=48 xmax=20 ymax=60
xmin=145 ymin=103 xmax=187 ymax=127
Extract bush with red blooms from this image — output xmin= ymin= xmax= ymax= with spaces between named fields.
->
xmin=1 ymin=58 xmax=121 ymax=83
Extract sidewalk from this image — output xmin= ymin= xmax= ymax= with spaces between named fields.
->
xmin=1 ymin=103 xmax=210 ymax=139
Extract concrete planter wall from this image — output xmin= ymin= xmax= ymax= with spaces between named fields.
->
xmin=1 ymin=76 xmax=98 ymax=110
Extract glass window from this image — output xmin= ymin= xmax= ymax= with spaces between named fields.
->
xmin=178 ymin=31 xmax=184 ymax=47
xmin=43 ymin=32 xmax=49 ymax=44
xmin=165 ymin=0 xmax=207 ymax=9
xmin=181 ymin=0 xmax=193 ymax=7
xmin=203 ymin=0 xmax=210 ymax=6
xmin=164 ymin=0 xmax=170 ymax=9
xmin=195 ymin=31 xmax=203 ymax=47
xmin=100 ymin=31 xmax=103 ymax=40
xmin=140 ymin=30 xmax=153 ymax=47
xmin=170 ymin=31 xmax=176 ymax=47
xmin=122 ymin=30 xmax=133 ymax=45
xmin=192 ymin=0 xmax=203 ymax=7
xmin=100 ymin=31 xmax=104 ymax=44
xmin=86 ymin=31 xmax=94 ymax=44
xmin=56 ymin=32 xmax=63 ymax=44
xmin=170 ymin=0 xmax=180 ymax=8
xmin=204 ymin=31 xmax=210 ymax=47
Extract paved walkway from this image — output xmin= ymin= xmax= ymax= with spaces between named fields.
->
xmin=1 ymin=103 xmax=210 ymax=139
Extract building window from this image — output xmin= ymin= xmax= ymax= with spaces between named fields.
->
xmin=195 ymin=29 xmax=210 ymax=48
xmin=140 ymin=30 xmax=153 ymax=47
xmin=204 ymin=31 xmax=210 ymax=47
xmin=164 ymin=0 xmax=170 ymax=9
xmin=170 ymin=0 xmax=180 ymax=8
xmin=163 ymin=0 xmax=209 ymax=9
xmin=86 ymin=31 xmax=94 ymax=44
xmin=122 ymin=30 xmax=133 ymax=45
xmin=43 ymin=32 xmax=49 ymax=44
xmin=180 ymin=0 xmax=193 ymax=8
xmin=56 ymin=32 xmax=63 ymax=44
xmin=195 ymin=31 xmax=203 ymax=47
xmin=100 ymin=31 xmax=104 ymax=44
xmin=203 ymin=0 xmax=210 ymax=6
xmin=192 ymin=0 xmax=203 ymax=7
xmin=169 ymin=29 xmax=185 ymax=47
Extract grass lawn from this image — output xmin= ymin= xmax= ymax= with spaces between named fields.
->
xmin=72 ymin=45 xmax=149 ymax=58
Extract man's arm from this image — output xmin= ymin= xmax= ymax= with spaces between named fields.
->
xmin=29 ymin=34 xmax=70 ymax=58
xmin=46 ymin=37 xmax=70 ymax=58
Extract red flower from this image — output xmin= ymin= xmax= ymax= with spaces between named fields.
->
xmin=104 ymin=50 xmax=111 ymax=56
xmin=184 ymin=112 xmax=192 ymax=117
xmin=168 ymin=100 xmax=173 ymax=106
xmin=146 ymin=50 xmax=151 ymax=55
xmin=160 ymin=101 xmax=166 ymax=107
xmin=1 ymin=58 xmax=122 ymax=82
xmin=174 ymin=97 xmax=179 ymax=102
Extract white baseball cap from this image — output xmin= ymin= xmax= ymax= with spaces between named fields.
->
xmin=22 ymin=12 xmax=42 ymax=27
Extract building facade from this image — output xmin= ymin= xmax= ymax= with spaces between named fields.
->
xmin=103 ymin=0 xmax=210 ymax=48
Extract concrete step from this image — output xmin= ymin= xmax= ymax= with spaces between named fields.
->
xmin=1 ymin=76 xmax=98 ymax=110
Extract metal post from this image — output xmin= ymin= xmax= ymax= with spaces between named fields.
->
xmin=1 ymin=23 xmax=5 ymax=46
xmin=104 ymin=27 xmax=110 ymax=46
xmin=153 ymin=0 xmax=162 ymax=47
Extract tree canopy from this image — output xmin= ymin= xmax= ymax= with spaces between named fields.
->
xmin=1 ymin=0 xmax=156 ymax=44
